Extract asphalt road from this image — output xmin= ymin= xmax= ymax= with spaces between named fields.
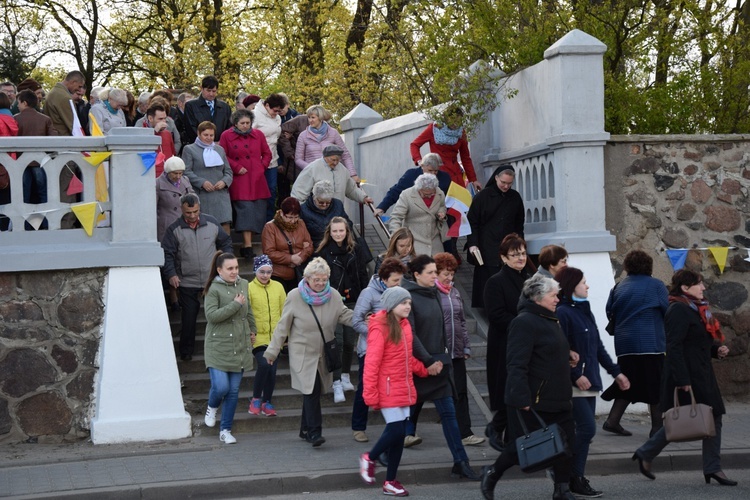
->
xmin=248 ymin=467 xmax=750 ymax=499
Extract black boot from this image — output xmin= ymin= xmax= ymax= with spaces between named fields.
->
xmin=480 ymin=465 xmax=502 ymax=500
xmin=553 ymin=482 xmax=576 ymax=500
xmin=451 ymin=460 xmax=481 ymax=480
xmin=569 ymin=476 xmax=602 ymax=498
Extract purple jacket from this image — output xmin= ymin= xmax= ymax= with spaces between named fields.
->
xmin=294 ymin=124 xmax=357 ymax=177
xmin=438 ymin=285 xmax=471 ymax=359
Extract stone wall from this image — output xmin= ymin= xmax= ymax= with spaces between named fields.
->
xmin=0 ymin=269 xmax=105 ymax=443
xmin=604 ymin=135 xmax=750 ymax=399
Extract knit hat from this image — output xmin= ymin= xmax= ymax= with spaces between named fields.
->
xmin=253 ymin=254 xmax=273 ymax=273
xmin=17 ymin=78 xmax=42 ymax=93
xmin=380 ymin=286 xmax=411 ymax=313
xmin=323 ymin=145 xmax=345 ymax=157
xmin=164 ymin=156 xmax=185 ymax=173
xmin=242 ymin=94 xmax=261 ymax=108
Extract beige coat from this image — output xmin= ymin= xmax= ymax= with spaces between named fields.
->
xmin=388 ymin=185 xmax=447 ymax=256
xmin=264 ymin=288 xmax=353 ymax=395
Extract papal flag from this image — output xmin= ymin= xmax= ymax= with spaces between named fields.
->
xmin=445 ymin=181 xmax=473 ymax=237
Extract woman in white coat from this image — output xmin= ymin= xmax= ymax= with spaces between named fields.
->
xmin=388 ymin=173 xmax=447 ymax=257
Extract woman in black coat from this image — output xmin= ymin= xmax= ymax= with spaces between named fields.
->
xmin=633 ymin=270 xmax=735 ymax=486
xmin=315 ymin=216 xmax=370 ymax=403
xmin=483 ymin=233 xmax=535 ymax=449
xmin=466 ymin=164 xmax=525 ymax=308
xmin=401 ymin=255 xmax=480 ymax=481
xmin=480 ymin=274 xmax=580 ymax=500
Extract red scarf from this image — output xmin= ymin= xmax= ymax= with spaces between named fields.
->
xmin=669 ymin=294 xmax=724 ymax=342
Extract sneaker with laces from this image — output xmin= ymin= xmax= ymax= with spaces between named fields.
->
xmin=359 ymin=453 xmax=376 ymax=484
xmin=341 ymin=373 xmax=356 ymax=391
xmin=204 ymin=406 xmax=218 ymax=427
xmin=261 ymin=402 xmax=277 ymax=417
xmin=219 ymin=429 xmax=237 ymax=444
xmin=461 ymin=434 xmax=485 ymax=446
xmin=383 ymin=480 xmax=408 ymax=496
xmin=403 ymin=435 xmax=422 ymax=448
xmin=333 ymin=380 xmax=345 ymax=403
xmin=248 ymin=398 xmax=262 ymax=415
xmin=569 ymin=476 xmax=602 ymax=498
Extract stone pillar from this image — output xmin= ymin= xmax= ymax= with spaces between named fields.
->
xmin=341 ymin=103 xmax=384 ymax=176
xmin=91 ymin=267 xmax=191 ymax=443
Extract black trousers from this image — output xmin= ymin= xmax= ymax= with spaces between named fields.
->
xmin=453 ymin=357 xmax=473 ymax=438
xmin=301 ymin=372 xmax=323 ymax=436
xmin=178 ymin=286 xmax=203 ymax=356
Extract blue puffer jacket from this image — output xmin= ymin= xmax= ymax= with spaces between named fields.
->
xmin=605 ymin=274 xmax=669 ymax=356
xmin=299 ymin=195 xmax=353 ymax=248
xmin=557 ymin=299 xmax=620 ymax=391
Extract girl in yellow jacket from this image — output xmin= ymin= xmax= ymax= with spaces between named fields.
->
xmin=248 ymin=254 xmax=287 ymax=416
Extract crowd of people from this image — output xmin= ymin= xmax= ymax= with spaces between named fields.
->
xmin=1 ymin=74 xmax=737 ymax=498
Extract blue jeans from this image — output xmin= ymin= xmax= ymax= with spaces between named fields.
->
xmin=637 ymin=413 xmax=723 ymax=474
xmin=407 ymin=396 xmax=469 ymax=463
xmin=23 ymin=166 xmax=48 ymax=204
xmin=571 ymin=396 xmax=597 ymax=476
xmin=264 ymin=168 xmax=278 ymax=222
xmin=208 ymin=368 xmax=243 ymax=431
xmin=352 ymin=355 xmax=369 ymax=431
xmin=252 ymin=346 xmax=277 ymax=402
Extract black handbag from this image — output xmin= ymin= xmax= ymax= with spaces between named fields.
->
xmin=515 ymin=408 xmax=570 ymax=473
xmin=308 ymin=305 xmax=341 ymax=373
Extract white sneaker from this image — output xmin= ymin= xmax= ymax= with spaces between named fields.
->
xmin=333 ymin=380 xmax=345 ymax=403
xmin=220 ymin=429 xmax=237 ymax=444
xmin=205 ymin=406 xmax=218 ymax=427
xmin=341 ymin=373 xmax=356 ymax=392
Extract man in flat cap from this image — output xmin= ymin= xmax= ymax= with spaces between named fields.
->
xmin=291 ymin=144 xmax=373 ymax=205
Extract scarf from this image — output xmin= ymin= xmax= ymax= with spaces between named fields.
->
xmin=272 ymin=210 xmax=299 ymax=232
xmin=307 ymin=121 xmax=329 ymax=142
xmin=299 ymin=278 xmax=332 ymax=305
xmin=233 ymin=126 xmax=252 ymax=136
xmin=194 ymin=138 xmax=224 ymax=167
xmin=103 ymin=100 xmax=118 ymax=115
xmin=572 ymin=295 xmax=588 ymax=302
xmin=669 ymin=294 xmax=724 ymax=342
xmin=435 ymin=280 xmax=452 ymax=294
xmin=433 ymin=123 xmax=463 ymax=146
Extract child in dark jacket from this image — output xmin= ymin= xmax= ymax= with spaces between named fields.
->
xmin=358 ymin=287 xmax=429 ymax=497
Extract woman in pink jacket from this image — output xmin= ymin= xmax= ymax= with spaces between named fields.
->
xmin=295 ymin=104 xmax=359 ymax=182
xmin=219 ymin=109 xmax=272 ymax=258
xmin=359 ymin=286 xmax=430 ymax=497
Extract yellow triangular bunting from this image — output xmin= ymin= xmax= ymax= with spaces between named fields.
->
xmin=83 ymin=151 xmax=112 ymax=167
xmin=71 ymin=202 xmax=99 ymax=237
xmin=708 ymin=247 xmax=729 ymax=274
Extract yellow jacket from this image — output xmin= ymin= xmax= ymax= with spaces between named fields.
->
xmin=248 ymin=278 xmax=286 ymax=347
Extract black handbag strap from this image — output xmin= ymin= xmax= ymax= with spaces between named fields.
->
xmin=277 ymin=224 xmax=295 ymax=254
xmin=516 ymin=408 xmax=549 ymax=437
xmin=308 ymin=304 xmax=327 ymax=344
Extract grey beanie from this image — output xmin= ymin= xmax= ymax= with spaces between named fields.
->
xmin=380 ymin=286 xmax=411 ymax=313
xmin=322 ymin=144 xmax=345 ymax=157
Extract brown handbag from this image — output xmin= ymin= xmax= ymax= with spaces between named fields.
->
xmin=663 ymin=387 xmax=716 ymax=442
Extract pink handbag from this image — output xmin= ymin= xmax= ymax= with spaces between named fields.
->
xmin=663 ymin=387 xmax=716 ymax=442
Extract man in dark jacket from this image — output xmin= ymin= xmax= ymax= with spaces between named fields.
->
xmin=184 ymin=76 xmax=231 ymax=144
xmin=15 ymin=90 xmax=57 ymax=207
xmin=162 ymin=193 xmax=233 ymax=360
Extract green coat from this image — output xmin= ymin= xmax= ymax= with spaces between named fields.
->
xmin=204 ymin=277 xmax=256 ymax=372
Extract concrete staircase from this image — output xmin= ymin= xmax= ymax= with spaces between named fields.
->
xmin=170 ymin=224 xmax=493 ymax=438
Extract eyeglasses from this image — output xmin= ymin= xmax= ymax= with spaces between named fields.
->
xmin=507 ymin=251 xmax=527 ymax=259
xmin=283 ymin=214 xmax=300 ymax=221
xmin=315 ymin=199 xmax=332 ymax=207
xmin=309 ymin=278 xmax=328 ymax=284
xmin=256 ymin=269 xmax=272 ymax=275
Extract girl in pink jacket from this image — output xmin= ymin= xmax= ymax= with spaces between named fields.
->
xmin=358 ymin=286 xmax=429 ymax=497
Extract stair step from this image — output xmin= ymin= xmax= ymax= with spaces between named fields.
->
xmin=191 ymin=403 xmax=440 ymax=435
xmin=180 ymin=365 xmax=361 ymax=393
